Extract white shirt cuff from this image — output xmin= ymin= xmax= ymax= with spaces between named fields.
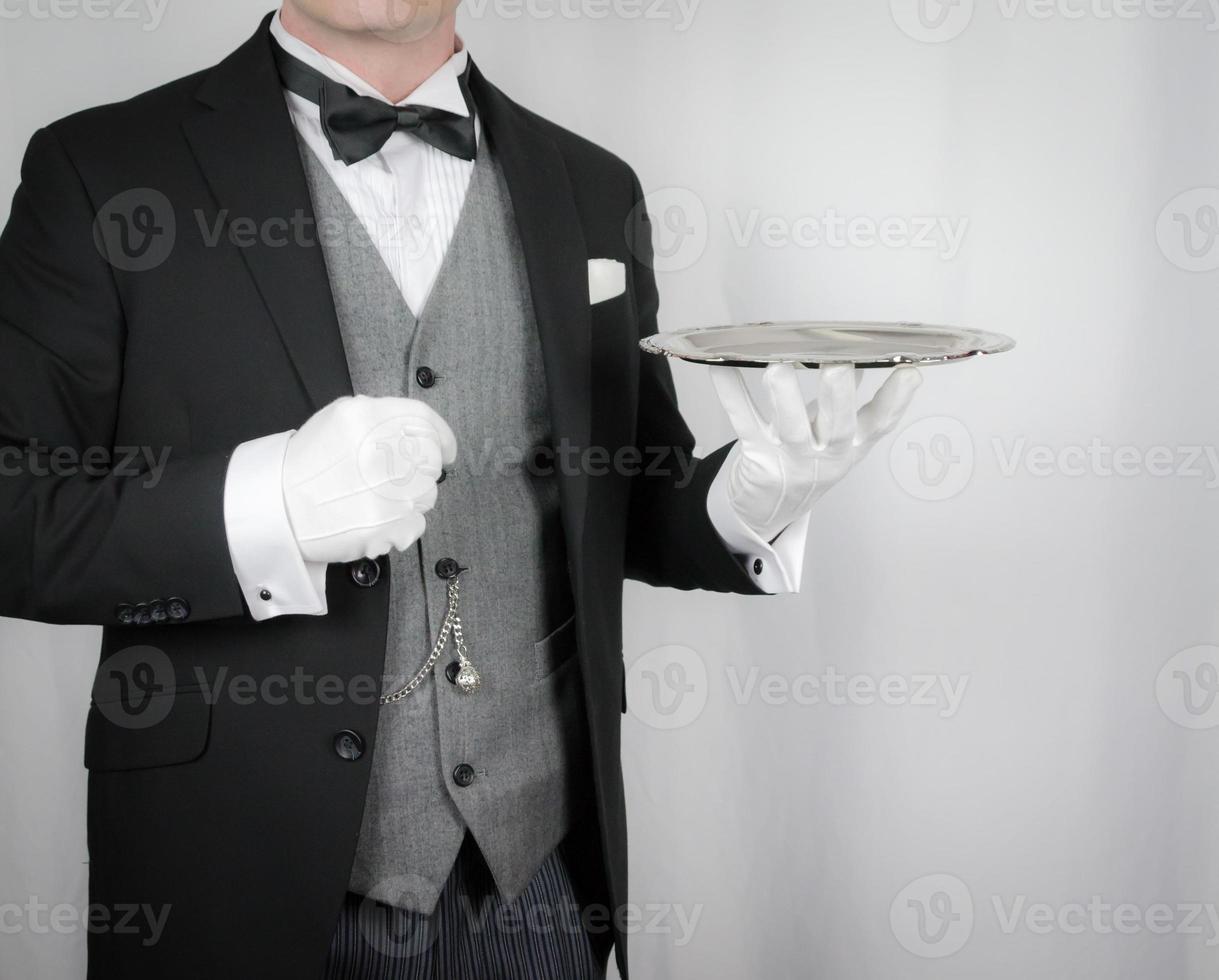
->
xmin=224 ymin=431 xmax=329 ymax=621
xmin=706 ymin=460 xmax=809 ymax=594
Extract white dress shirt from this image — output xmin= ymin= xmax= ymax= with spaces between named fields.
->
xmin=222 ymin=13 xmax=806 ymax=620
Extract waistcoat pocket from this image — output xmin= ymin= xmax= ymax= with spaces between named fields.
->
xmin=534 ymin=613 xmax=577 ymax=681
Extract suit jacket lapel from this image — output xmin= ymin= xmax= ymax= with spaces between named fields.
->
xmin=468 ymin=65 xmax=593 ymax=575
xmin=183 ymin=14 xmax=353 ymax=412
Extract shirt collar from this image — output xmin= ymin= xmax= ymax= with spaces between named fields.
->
xmin=269 ymin=9 xmax=471 ymax=116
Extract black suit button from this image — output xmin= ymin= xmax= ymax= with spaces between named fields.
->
xmin=333 ymin=731 xmax=365 ymax=762
xmin=350 ymin=557 xmax=381 ymax=588
xmin=752 ymin=559 xmax=764 ymax=575
xmin=133 ymin=603 xmax=152 ymax=626
xmin=115 ymin=604 xmax=136 ymax=626
xmin=445 ymin=661 xmax=461 ymax=684
xmin=166 ymin=597 xmax=190 ymax=622
xmin=415 ymin=366 xmax=436 ymax=388
xmin=435 ymin=557 xmax=460 ymax=580
xmin=452 ymin=763 xmax=476 ymax=787
xmin=149 ymin=600 xmax=169 ymax=624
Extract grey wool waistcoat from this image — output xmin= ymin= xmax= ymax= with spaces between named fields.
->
xmin=298 ymin=137 xmax=593 ymax=913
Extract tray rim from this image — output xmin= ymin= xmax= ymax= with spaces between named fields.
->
xmin=639 ymin=321 xmax=1016 ymax=369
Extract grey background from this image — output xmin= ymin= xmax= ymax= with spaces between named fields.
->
xmin=2 ymin=1 xmax=1218 ymax=978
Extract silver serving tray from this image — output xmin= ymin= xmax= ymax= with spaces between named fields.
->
xmin=639 ymin=321 xmax=1015 ymax=368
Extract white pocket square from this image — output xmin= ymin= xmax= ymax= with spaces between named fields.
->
xmin=588 ymin=258 xmax=626 ymax=306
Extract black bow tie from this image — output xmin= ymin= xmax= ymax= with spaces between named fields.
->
xmin=270 ymin=37 xmax=478 ymax=166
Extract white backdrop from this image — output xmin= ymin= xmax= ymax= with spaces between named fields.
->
xmin=3 ymin=2 xmax=1219 ymax=978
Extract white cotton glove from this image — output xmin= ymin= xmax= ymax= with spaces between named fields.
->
xmin=711 ymin=362 xmax=922 ymax=542
xmin=282 ymin=395 xmax=457 ymax=564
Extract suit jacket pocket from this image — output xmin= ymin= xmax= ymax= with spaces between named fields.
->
xmin=589 ymin=290 xmax=628 ymax=330
xmin=534 ymin=614 xmax=578 ymax=681
xmin=84 ymin=687 xmax=212 ymax=772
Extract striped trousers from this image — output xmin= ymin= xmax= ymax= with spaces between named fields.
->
xmin=323 ymin=835 xmax=612 ymax=980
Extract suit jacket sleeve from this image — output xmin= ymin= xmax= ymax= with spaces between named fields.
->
xmin=622 ymin=172 xmax=764 ymax=596
xmin=0 ymin=127 xmax=245 ymax=626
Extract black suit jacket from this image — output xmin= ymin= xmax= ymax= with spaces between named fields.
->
xmin=0 ymin=16 xmax=762 ymax=980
